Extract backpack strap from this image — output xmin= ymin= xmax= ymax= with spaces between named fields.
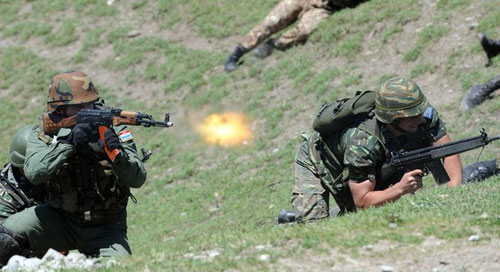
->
xmin=308 ymin=132 xmax=356 ymax=213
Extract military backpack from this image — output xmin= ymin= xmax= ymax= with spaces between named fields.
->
xmin=312 ymin=90 xmax=376 ymax=136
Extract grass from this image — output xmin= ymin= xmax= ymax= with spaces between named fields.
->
xmin=1 ymin=0 xmax=500 ymax=271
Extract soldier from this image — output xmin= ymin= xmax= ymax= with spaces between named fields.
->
xmin=461 ymin=32 xmax=500 ymax=111
xmin=0 ymin=71 xmax=147 ymax=265
xmin=224 ymin=0 xmax=366 ymax=72
xmin=0 ymin=126 xmax=48 ymax=223
xmin=280 ymin=77 xmax=463 ymax=223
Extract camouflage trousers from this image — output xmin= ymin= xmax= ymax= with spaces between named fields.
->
xmin=291 ymin=138 xmax=340 ymax=221
xmin=240 ymin=0 xmax=333 ymax=50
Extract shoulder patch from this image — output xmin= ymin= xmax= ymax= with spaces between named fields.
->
xmin=119 ymin=129 xmax=134 ymax=142
xmin=423 ymin=106 xmax=434 ymax=120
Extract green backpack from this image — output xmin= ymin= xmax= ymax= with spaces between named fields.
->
xmin=312 ymin=90 xmax=376 ymax=136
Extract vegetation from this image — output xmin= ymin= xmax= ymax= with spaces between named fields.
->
xmin=0 ymin=0 xmax=499 ymax=270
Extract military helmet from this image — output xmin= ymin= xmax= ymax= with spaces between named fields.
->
xmin=375 ymin=77 xmax=429 ymax=124
xmin=8 ymin=126 xmax=33 ymax=168
xmin=47 ymin=71 xmax=99 ymax=113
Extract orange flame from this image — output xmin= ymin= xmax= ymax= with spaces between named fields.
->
xmin=197 ymin=112 xmax=253 ymax=147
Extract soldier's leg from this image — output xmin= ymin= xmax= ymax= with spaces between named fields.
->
xmin=79 ymin=212 xmax=131 ymax=258
xmin=2 ymin=205 xmax=76 ymax=258
xmin=291 ymin=141 xmax=329 ymax=222
xmin=273 ymin=4 xmax=331 ymax=49
xmin=225 ymin=0 xmax=306 ymax=71
xmin=240 ymin=0 xmax=306 ymax=51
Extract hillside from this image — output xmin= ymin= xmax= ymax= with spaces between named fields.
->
xmin=1 ymin=0 xmax=500 ymax=271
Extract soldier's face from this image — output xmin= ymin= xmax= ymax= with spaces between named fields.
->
xmin=395 ymin=114 xmax=424 ymax=133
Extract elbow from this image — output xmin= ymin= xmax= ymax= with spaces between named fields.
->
xmin=124 ymin=171 xmax=147 ymax=188
xmin=354 ymin=199 xmax=371 ymax=209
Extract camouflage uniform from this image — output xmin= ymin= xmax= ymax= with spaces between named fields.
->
xmin=1 ymin=71 xmax=147 ymax=259
xmin=240 ymin=0 xmax=366 ymax=50
xmin=0 ymin=163 xmax=47 ymax=223
xmin=292 ymin=78 xmax=446 ymax=221
xmin=292 ymin=107 xmax=446 ymax=221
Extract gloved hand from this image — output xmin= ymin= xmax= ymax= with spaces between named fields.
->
xmin=104 ymin=129 xmax=122 ymax=150
xmin=66 ymin=123 xmax=92 ymax=147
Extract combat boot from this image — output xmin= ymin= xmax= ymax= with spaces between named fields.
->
xmin=278 ymin=209 xmax=296 ymax=224
xmin=462 ymin=159 xmax=499 ymax=184
xmin=479 ymin=32 xmax=500 ymax=66
xmin=0 ymin=226 xmax=28 ymax=267
xmin=254 ymin=39 xmax=277 ymax=59
xmin=461 ymin=74 xmax=500 ymax=111
xmin=224 ymin=45 xmax=248 ymax=72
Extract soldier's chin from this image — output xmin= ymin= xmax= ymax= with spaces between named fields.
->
xmin=403 ymin=126 xmax=419 ymax=133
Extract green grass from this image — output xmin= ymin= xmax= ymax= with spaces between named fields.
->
xmin=1 ymin=0 xmax=500 ymax=270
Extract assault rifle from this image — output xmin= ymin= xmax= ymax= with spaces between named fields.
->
xmin=43 ymin=108 xmax=173 ymax=161
xmin=380 ymin=129 xmax=500 ymax=185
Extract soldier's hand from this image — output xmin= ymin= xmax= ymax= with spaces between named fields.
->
xmin=67 ymin=123 xmax=92 ymax=147
xmin=397 ymin=169 xmax=423 ymax=195
xmin=104 ymin=129 xmax=122 ymax=150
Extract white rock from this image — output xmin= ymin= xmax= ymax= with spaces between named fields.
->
xmin=4 ymin=255 xmax=25 ymax=272
xmin=468 ymin=235 xmax=480 ymax=242
xmin=380 ymin=265 xmax=395 ymax=272
xmin=259 ymin=254 xmax=270 ymax=261
xmin=21 ymin=257 xmax=42 ymax=270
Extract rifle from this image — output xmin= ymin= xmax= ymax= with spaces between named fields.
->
xmin=42 ymin=108 xmax=173 ymax=162
xmin=380 ymin=129 xmax=500 ymax=185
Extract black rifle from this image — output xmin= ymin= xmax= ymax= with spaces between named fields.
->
xmin=380 ymin=129 xmax=500 ymax=185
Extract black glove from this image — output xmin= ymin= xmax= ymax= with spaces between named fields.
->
xmin=104 ymin=129 xmax=122 ymax=150
xmin=66 ymin=123 xmax=92 ymax=147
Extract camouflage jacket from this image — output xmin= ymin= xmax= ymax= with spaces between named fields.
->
xmin=0 ymin=163 xmax=47 ymax=222
xmin=24 ymin=122 xmax=147 ymax=218
xmin=318 ymin=106 xmax=446 ymax=189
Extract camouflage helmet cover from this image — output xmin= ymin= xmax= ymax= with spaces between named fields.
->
xmin=375 ymin=77 xmax=429 ymax=124
xmin=47 ymin=71 xmax=99 ymax=112
xmin=8 ymin=126 xmax=33 ymax=168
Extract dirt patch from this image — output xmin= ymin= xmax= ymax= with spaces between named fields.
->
xmin=273 ymin=236 xmax=500 ymax=272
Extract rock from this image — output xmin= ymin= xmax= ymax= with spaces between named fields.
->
xmin=363 ymin=244 xmax=374 ymax=251
xmin=379 ymin=265 xmax=395 ymax=272
xmin=127 ymin=30 xmax=141 ymax=38
xmin=468 ymin=235 xmax=480 ymax=242
xmin=259 ymin=254 xmax=270 ymax=261
xmin=4 ymin=255 xmax=25 ymax=272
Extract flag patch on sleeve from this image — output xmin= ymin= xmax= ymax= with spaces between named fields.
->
xmin=119 ymin=129 xmax=134 ymax=142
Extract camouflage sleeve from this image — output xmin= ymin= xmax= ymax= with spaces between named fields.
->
xmin=421 ymin=106 xmax=447 ymax=143
xmin=24 ymin=127 xmax=76 ymax=185
xmin=111 ymin=126 xmax=147 ymax=188
xmin=342 ymin=128 xmax=384 ymax=182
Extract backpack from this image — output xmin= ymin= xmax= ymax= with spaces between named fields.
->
xmin=312 ymin=90 xmax=376 ymax=136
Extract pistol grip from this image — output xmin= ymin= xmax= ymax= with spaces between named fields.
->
xmin=98 ymin=125 xmax=121 ymax=162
